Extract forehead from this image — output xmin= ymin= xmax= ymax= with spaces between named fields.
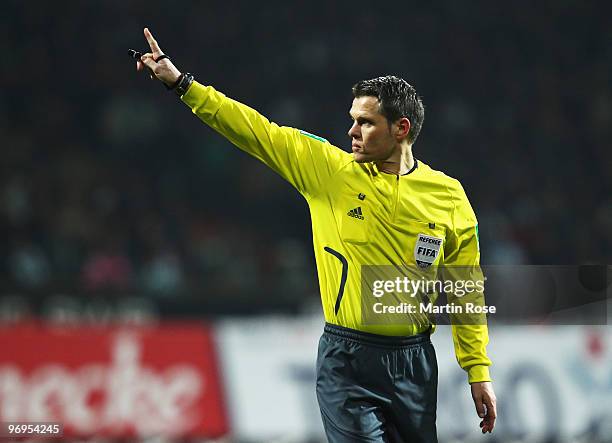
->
xmin=349 ymin=96 xmax=382 ymax=117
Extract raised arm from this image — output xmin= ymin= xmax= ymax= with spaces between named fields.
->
xmin=136 ymin=28 xmax=350 ymax=198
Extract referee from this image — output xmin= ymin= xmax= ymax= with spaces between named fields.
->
xmin=136 ymin=28 xmax=497 ymax=442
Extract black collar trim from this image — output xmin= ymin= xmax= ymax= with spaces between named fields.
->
xmin=402 ymin=158 xmax=418 ymax=176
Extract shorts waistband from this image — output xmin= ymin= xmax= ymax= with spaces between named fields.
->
xmin=323 ymin=323 xmax=431 ymax=348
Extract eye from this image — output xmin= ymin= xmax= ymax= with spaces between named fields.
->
xmin=350 ymin=116 xmax=374 ymax=127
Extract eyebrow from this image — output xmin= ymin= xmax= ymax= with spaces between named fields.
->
xmin=349 ymin=112 xmax=375 ymax=123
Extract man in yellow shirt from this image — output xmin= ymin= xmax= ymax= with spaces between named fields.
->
xmin=136 ymin=27 xmax=497 ymax=441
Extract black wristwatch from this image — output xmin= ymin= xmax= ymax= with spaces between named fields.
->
xmin=170 ymin=72 xmax=195 ymax=97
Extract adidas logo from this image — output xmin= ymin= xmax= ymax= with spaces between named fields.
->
xmin=347 ymin=207 xmax=364 ymax=220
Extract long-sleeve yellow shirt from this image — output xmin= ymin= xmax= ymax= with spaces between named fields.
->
xmin=181 ymin=81 xmax=492 ymax=383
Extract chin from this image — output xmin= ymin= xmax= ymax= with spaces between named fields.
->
xmin=352 ymin=152 xmax=370 ymax=163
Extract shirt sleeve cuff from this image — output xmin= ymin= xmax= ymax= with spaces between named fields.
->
xmin=468 ymin=365 xmax=491 ymax=384
xmin=180 ymin=80 xmax=205 ymax=107
xmin=180 ymin=81 xmax=226 ymax=119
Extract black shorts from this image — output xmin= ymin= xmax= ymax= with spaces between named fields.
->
xmin=316 ymin=323 xmax=438 ymax=443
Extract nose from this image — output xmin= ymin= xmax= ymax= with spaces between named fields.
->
xmin=348 ymin=121 xmax=360 ymax=139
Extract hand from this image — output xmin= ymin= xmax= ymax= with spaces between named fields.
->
xmin=470 ymin=381 xmax=497 ymax=433
xmin=136 ymin=27 xmax=182 ymax=87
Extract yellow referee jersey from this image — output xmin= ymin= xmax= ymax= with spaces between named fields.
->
xmin=182 ymin=82 xmax=492 ymax=383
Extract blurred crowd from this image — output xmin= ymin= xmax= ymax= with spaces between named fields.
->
xmin=1 ymin=1 xmax=610 ymax=310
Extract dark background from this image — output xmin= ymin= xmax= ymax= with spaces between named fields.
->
xmin=1 ymin=0 xmax=610 ymax=318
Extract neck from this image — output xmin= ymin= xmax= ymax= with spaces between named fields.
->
xmin=375 ymin=144 xmax=414 ymax=175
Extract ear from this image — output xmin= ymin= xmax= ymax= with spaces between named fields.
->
xmin=396 ymin=117 xmax=411 ymax=141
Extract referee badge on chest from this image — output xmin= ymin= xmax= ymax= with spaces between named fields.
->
xmin=414 ymin=233 xmax=443 ymax=268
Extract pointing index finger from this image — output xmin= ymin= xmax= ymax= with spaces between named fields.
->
xmin=144 ymin=27 xmax=162 ymax=53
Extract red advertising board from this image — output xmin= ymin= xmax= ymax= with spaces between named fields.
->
xmin=0 ymin=322 xmax=228 ymax=438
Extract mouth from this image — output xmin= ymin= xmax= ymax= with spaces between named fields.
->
xmin=351 ymin=144 xmax=363 ymax=153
